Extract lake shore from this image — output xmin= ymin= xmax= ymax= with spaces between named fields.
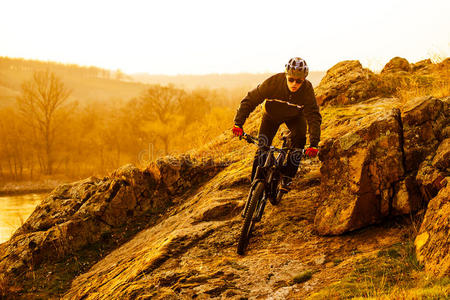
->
xmin=0 ymin=179 xmax=72 ymax=196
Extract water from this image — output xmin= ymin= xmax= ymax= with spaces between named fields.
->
xmin=0 ymin=193 xmax=46 ymax=244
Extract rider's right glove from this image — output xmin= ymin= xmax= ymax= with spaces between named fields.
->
xmin=232 ymin=125 xmax=244 ymax=137
xmin=305 ymin=147 xmax=319 ymax=158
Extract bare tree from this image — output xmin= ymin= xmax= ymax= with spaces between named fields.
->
xmin=16 ymin=70 xmax=73 ymax=175
xmin=139 ymin=85 xmax=186 ymax=154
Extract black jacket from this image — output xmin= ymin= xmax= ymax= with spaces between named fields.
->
xmin=234 ymin=73 xmax=322 ymax=147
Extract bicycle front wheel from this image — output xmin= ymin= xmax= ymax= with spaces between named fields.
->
xmin=237 ymin=181 xmax=264 ymax=255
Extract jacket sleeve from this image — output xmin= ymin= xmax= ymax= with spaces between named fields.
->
xmin=233 ymin=77 xmax=272 ymax=127
xmin=303 ymin=82 xmax=322 ymax=147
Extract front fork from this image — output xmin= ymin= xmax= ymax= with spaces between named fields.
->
xmin=241 ymin=176 xmax=263 ymax=218
xmin=241 ymin=166 xmax=273 ymax=222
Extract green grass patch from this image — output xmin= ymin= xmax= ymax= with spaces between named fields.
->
xmin=292 ymin=270 xmax=314 ymax=284
xmin=306 ymin=240 xmax=445 ymax=299
xmin=333 ymin=258 xmax=343 ymax=266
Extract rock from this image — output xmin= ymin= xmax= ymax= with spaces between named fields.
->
xmin=314 ymin=60 xmax=379 ymax=106
xmin=194 ymin=201 xmax=241 ymax=223
xmin=315 ymin=109 xmax=404 ymax=235
xmin=415 ymin=185 xmax=450 ymax=277
xmin=435 ymin=57 xmax=450 ymax=73
xmin=392 ymin=175 xmax=423 ymax=215
xmin=12 ymin=176 xmax=103 ymax=236
xmin=150 ymin=155 xmax=221 ymax=196
xmin=0 ymin=156 xmax=224 ymax=282
xmin=64 ymin=221 xmax=219 ymax=299
xmin=381 ymin=57 xmax=411 ymax=74
xmin=411 ymin=59 xmax=432 ymax=73
xmin=314 ymin=58 xmax=448 ymax=108
xmin=401 ymin=96 xmax=448 ymax=172
xmin=416 ymin=138 xmax=450 ymax=202
xmin=432 ymin=138 xmax=450 ymax=171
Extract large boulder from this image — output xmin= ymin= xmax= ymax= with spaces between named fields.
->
xmin=0 ymin=156 xmax=224 ymax=279
xmin=411 ymin=59 xmax=433 ymax=74
xmin=416 ymin=138 xmax=449 ymax=202
xmin=315 ymin=96 xmax=449 ymax=235
xmin=431 ymin=138 xmax=450 ymax=171
xmin=315 ymin=108 xmax=405 ymax=235
xmin=414 ymin=184 xmax=450 ymax=277
xmin=391 ymin=175 xmax=422 ymax=215
xmin=381 ymin=57 xmax=411 ymax=74
xmin=401 ymin=96 xmax=448 ymax=172
xmin=314 ymin=60 xmax=379 ymax=106
xmin=416 ymin=160 xmax=447 ymax=202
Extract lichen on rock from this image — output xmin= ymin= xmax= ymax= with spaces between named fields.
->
xmin=414 ymin=185 xmax=450 ymax=277
xmin=0 ymin=156 xmax=225 ymax=283
xmin=315 ymin=108 xmax=405 ymax=235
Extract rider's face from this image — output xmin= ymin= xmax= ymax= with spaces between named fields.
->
xmin=286 ymin=75 xmax=304 ymax=92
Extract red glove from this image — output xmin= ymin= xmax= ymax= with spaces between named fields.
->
xmin=232 ymin=125 xmax=243 ymax=137
xmin=305 ymin=147 xmax=319 ymax=158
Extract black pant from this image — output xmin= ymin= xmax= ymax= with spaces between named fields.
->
xmin=251 ymin=112 xmax=306 ymax=181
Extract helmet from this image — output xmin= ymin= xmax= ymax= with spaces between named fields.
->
xmin=285 ymin=57 xmax=309 ymax=79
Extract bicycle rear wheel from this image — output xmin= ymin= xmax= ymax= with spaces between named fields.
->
xmin=237 ymin=181 xmax=264 ymax=255
xmin=268 ymin=178 xmax=279 ymax=205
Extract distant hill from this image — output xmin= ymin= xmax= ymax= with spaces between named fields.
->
xmin=0 ymin=57 xmax=325 ymax=108
xmin=0 ymin=57 xmax=149 ymax=107
xmin=131 ymin=71 xmax=326 ymax=90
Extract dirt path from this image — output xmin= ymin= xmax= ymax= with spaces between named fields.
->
xmin=63 ymin=160 xmax=411 ymax=299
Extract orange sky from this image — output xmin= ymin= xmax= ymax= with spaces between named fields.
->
xmin=1 ymin=0 xmax=449 ymax=74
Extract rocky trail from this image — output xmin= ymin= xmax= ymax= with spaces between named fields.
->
xmin=0 ymin=57 xmax=448 ymax=299
xmin=63 ymin=159 xmax=413 ymax=299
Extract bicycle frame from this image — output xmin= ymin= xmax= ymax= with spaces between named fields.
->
xmin=241 ymin=136 xmax=290 ymax=220
xmin=237 ymin=132 xmax=305 ymax=255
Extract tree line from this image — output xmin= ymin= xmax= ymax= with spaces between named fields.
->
xmin=0 ymin=70 xmax=242 ymax=182
xmin=0 ymin=57 xmax=115 ymax=80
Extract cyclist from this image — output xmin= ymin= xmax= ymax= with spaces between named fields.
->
xmin=232 ymin=57 xmax=322 ymax=192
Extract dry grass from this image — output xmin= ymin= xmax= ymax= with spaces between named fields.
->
xmin=395 ymin=74 xmax=450 ymax=105
xmin=306 ymin=239 xmax=447 ymax=299
xmin=0 ymin=274 xmax=8 ymax=297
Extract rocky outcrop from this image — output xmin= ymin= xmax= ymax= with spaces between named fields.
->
xmin=314 ymin=60 xmax=379 ymax=106
xmin=414 ymin=185 xmax=449 ymax=277
xmin=391 ymin=175 xmax=422 ymax=215
xmin=413 ymin=134 xmax=449 ymax=277
xmin=411 ymin=59 xmax=432 ymax=73
xmin=1 ymin=57 xmax=449 ymax=298
xmin=381 ymin=57 xmax=411 ymax=74
xmin=416 ymin=159 xmax=448 ymax=202
xmin=315 ymin=108 xmax=405 ymax=235
xmin=315 ymin=57 xmax=449 ymax=107
xmin=0 ymin=156 xmax=224 ymax=280
xmin=431 ymin=138 xmax=450 ymax=171
xmin=401 ymin=96 xmax=448 ymax=172
xmin=315 ymin=96 xmax=448 ymax=235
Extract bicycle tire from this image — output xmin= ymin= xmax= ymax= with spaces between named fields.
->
xmin=237 ymin=181 xmax=264 ymax=255
xmin=268 ymin=178 xmax=279 ymax=206
xmin=275 ymin=189 xmax=284 ymax=205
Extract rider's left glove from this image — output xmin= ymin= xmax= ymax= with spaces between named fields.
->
xmin=232 ymin=125 xmax=244 ymax=137
xmin=305 ymin=147 xmax=319 ymax=158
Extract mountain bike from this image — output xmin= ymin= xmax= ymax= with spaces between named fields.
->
xmin=237 ymin=132 xmax=304 ymax=255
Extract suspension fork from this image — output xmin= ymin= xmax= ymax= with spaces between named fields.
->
xmin=243 ymin=150 xmax=273 ymax=218
xmin=242 ymin=177 xmax=264 ymax=218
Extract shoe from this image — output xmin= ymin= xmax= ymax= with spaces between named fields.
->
xmin=279 ymin=176 xmax=293 ymax=193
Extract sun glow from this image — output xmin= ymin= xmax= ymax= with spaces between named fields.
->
xmin=1 ymin=0 xmax=449 ymax=74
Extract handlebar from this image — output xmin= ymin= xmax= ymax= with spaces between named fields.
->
xmin=239 ymin=132 xmax=258 ymax=144
xmin=239 ymin=132 xmax=304 ymax=154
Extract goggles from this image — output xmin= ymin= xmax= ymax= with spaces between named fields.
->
xmin=287 ymin=77 xmax=304 ymax=84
